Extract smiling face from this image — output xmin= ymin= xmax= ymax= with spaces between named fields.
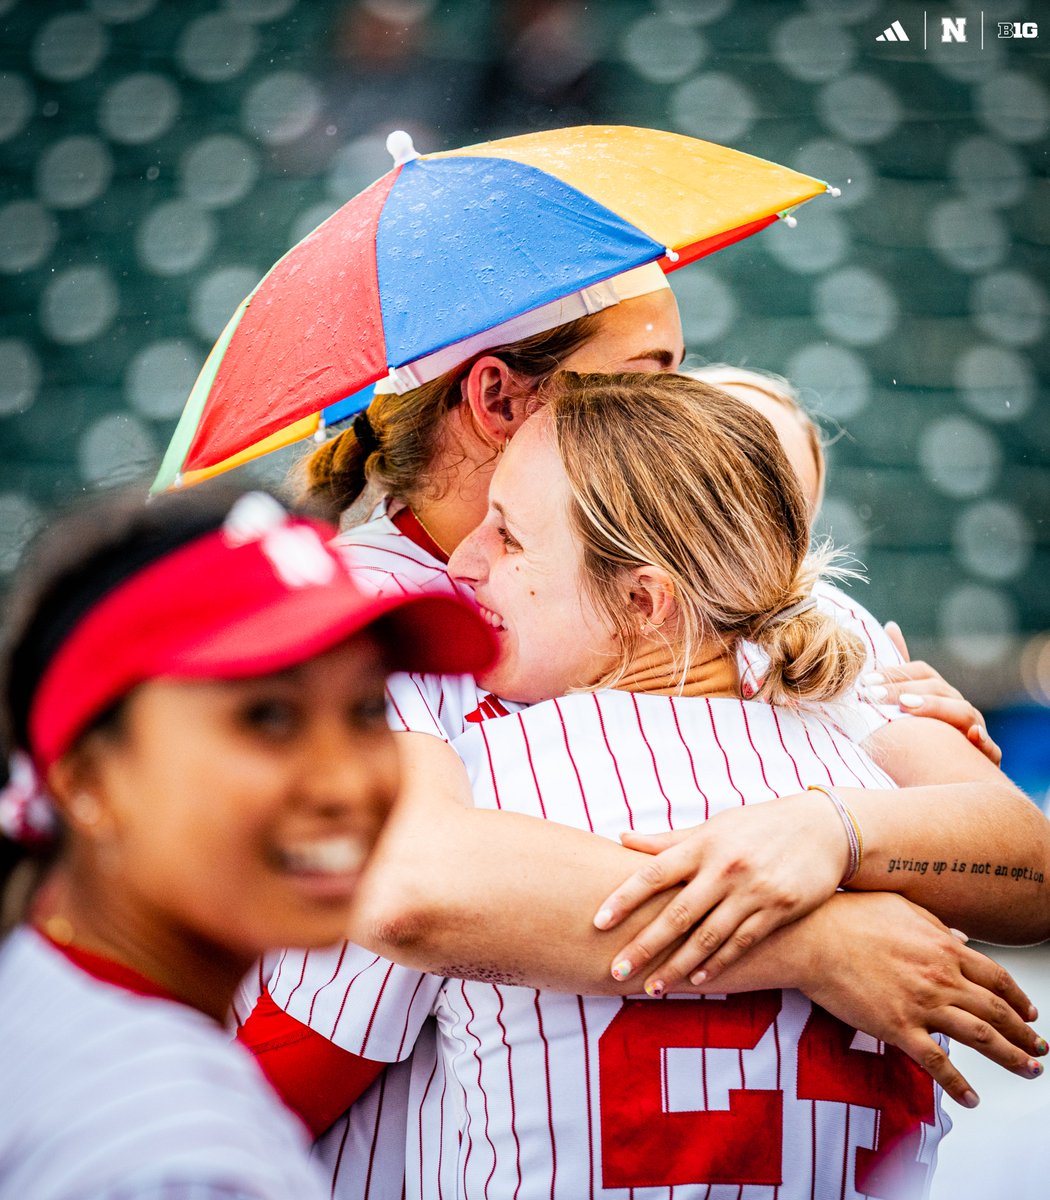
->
xmin=448 ymin=413 xmax=621 ymax=703
xmin=74 ymin=634 xmax=399 ymax=961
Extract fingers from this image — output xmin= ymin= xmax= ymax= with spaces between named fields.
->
xmin=861 ymin=663 xmax=963 ymax=703
xmin=642 ymin=909 xmax=782 ymax=996
xmin=961 ymin=944 xmax=1038 ymax=1023
xmin=595 ymin=831 xmax=706 ymax=931
xmin=967 ymin=722 xmax=1003 ymax=767
xmin=895 ymin=1028 xmax=980 ymax=1108
xmin=618 ymin=828 xmax=689 ymax=854
xmin=884 ymin=620 xmax=910 ymax=662
xmin=606 ymin=882 xmax=725 ymax=984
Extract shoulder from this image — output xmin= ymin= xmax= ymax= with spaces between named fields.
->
xmin=813 ymin=581 xmax=905 ymax=670
xmin=334 ymin=504 xmax=454 ymax=599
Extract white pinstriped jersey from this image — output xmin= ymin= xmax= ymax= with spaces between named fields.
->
xmin=0 ymin=928 xmax=326 ymax=1200
xmin=264 ymin=498 xmax=913 ymax=1198
xmin=422 ymin=691 xmax=950 ymax=1200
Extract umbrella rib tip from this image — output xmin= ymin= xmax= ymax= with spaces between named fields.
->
xmin=387 ymin=130 xmax=421 ymax=167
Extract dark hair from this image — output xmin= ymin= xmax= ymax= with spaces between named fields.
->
xmin=297 ymin=312 xmax=603 ymax=523
xmin=0 ymin=481 xmax=282 ymax=931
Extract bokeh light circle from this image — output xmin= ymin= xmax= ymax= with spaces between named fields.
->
xmin=928 ymin=200 xmax=1008 ymax=273
xmin=0 ymin=73 xmax=34 ymax=143
xmin=137 ymin=199 xmax=219 ymax=276
xmin=918 ymin=415 xmax=1001 ymax=499
xmin=126 ymin=339 xmax=202 ymax=419
xmin=813 ymin=497 xmax=869 ymax=556
xmin=953 ymin=499 xmax=1033 ymax=583
xmin=0 ymin=494 xmax=43 ymax=575
xmin=41 ymin=266 xmax=119 ymax=345
xmin=191 ymin=266 xmax=261 ymax=341
xmin=99 ymin=73 xmax=180 ymax=144
xmin=327 ymin=135 xmax=393 ymax=200
xmin=180 ymin=135 xmax=259 ymax=209
xmin=78 ymin=412 xmax=156 ymax=486
xmin=90 ymin=0 xmax=158 ymax=20
xmin=787 ymin=342 xmax=871 ymax=421
xmin=977 ymin=72 xmax=1050 ymax=144
xmin=773 ymin=15 xmax=855 ymax=83
xmin=765 ymin=207 xmax=850 ymax=274
xmin=621 ymin=15 xmax=706 ymax=83
xmin=955 ymin=345 xmax=1034 ymax=423
xmin=818 ymin=74 xmax=901 ymax=143
xmin=793 ymin=139 xmax=873 ymax=209
xmin=671 ymin=73 xmax=756 ymax=144
xmin=177 ymin=13 xmax=258 ymax=82
xmin=223 ymin=0 xmax=298 ymax=21
xmin=32 ymin=13 xmax=108 ymax=83
xmin=0 ymin=201 xmax=59 ymax=273
xmin=672 ymin=268 xmax=737 ymax=345
xmin=0 ymin=340 xmax=41 ymax=416
xmin=814 ymin=267 xmax=898 ymax=346
xmin=35 ymin=136 xmax=114 ymax=209
xmin=971 ymin=270 xmax=1047 ymax=347
xmin=242 ymin=71 xmax=322 ymax=145
xmin=655 ymin=0 xmax=732 ymax=22
xmin=804 ymin=0 xmax=878 ymax=20
xmin=949 ymin=136 xmax=1028 ymax=209
xmin=940 ymin=583 xmax=1017 ymax=668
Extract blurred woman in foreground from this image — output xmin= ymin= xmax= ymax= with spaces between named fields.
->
xmin=0 ymin=485 xmax=491 ymax=1199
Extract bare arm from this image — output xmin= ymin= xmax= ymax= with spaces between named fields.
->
xmin=348 ymin=747 xmax=1046 ymax=1107
xmin=594 ymin=718 xmax=1050 ymax=994
xmin=836 ymin=718 xmax=1050 ymax=941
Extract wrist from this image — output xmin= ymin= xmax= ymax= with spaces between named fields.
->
xmin=807 ymin=784 xmax=863 ymax=886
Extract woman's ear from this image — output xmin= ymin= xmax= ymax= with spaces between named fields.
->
xmin=462 ymin=356 xmax=532 ymax=447
xmin=46 ymin=743 xmax=114 ymax=839
xmin=627 ymin=566 xmax=677 ymax=633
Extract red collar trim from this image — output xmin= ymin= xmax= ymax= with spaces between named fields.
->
xmin=37 ymin=928 xmax=180 ymax=1002
xmin=391 ymin=507 xmax=449 ymax=565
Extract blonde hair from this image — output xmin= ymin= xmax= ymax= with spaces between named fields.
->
xmin=688 ymin=364 xmax=826 ymax=512
xmin=297 ymin=313 xmax=603 ymax=523
xmin=544 ymin=372 xmax=864 ymax=707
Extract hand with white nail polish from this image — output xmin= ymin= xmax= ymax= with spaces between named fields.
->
xmin=867 ymin=624 xmax=1002 ymax=766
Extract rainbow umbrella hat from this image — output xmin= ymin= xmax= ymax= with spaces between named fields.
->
xmin=155 ymin=125 xmax=836 ymax=490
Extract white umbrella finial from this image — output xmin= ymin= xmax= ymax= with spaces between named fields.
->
xmin=387 ymin=130 xmax=420 ymax=167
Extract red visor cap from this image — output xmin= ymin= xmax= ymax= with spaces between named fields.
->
xmin=29 ymin=518 xmax=496 ymax=770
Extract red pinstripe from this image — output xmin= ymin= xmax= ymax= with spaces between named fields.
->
xmin=356 ymin=961 xmax=396 ymax=1056
xmin=770 ymin=705 xmax=806 ymax=791
xmin=327 ymin=954 xmax=383 ymax=1045
xmin=668 ymin=696 xmax=709 ymax=820
xmin=553 ymin=697 xmax=593 ymax=832
xmin=477 ymin=722 xmax=502 ymax=810
xmin=705 ymin=699 xmax=746 ymax=805
xmin=460 ymin=984 xmax=498 ymax=1200
xmin=631 ymin=693 xmax=673 ymax=826
xmin=575 ymin=996 xmax=595 ymax=1200
xmin=592 ymin=693 xmax=633 ymax=828
xmin=305 ymin=942 xmax=348 ymax=1027
xmin=532 ymin=990 xmax=558 ymax=1200
xmin=516 ymin=713 xmax=547 ymax=819
xmin=494 ymin=986 xmax=524 ymax=1200
xmin=739 ymin=701 xmax=778 ymax=799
